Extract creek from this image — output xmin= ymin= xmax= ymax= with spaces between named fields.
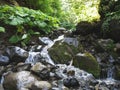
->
xmin=0 ymin=33 xmax=120 ymax=90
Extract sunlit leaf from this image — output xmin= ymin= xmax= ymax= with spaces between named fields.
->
xmin=0 ymin=27 xmax=5 ymax=32
xmin=33 ymin=32 xmax=40 ymax=35
xmin=21 ymin=34 xmax=28 ymax=39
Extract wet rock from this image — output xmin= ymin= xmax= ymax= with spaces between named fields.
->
xmin=3 ymin=72 xmax=18 ymax=90
xmin=74 ymin=52 xmax=100 ymax=77
xmin=63 ymin=37 xmax=79 ymax=47
xmin=5 ymin=46 xmax=28 ymax=62
xmin=3 ymin=71 xmax=37 ymax=90
xmin=31 ymin=62 xmax=47 ymax=73
xmin=31 ymin=81 xmax=52 ymax=90
xmin=39 ymin=68 xmax=50 ymax=80
xmin=0 ymin=55 xmax=9 ymax=65
xmin=63 ymin=77 xmax=80 ymax=88
xmin=27 ymin=45 xmax=43 ymax=52
xmin=0 ymin=66 xmax=5 ymax=78
xmin=89 ymin=80 xmax=99 ymax=86
xmin=31 ymin=62 xmax=50 ymax=80
xmin=13 ymin=63 xmax=31 ymax=72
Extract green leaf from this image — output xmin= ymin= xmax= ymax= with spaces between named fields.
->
xmin=0 ymin=27 xmax=5 ymax=32
xmin=21 ymin=34 xmax=28 ymax=40
xmin=9 ymin=35 xmax=21 ymax=43
xmin=16 ymin=11 xmax=29 ymax=17
xmin=33 ymin=32 xmax=40 ymax=35
xmin=9 ymin=17 xmax=24 ymax=25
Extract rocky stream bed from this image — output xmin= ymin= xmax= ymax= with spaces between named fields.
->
xmin=0 ymin=30 xmax=120 ymax=90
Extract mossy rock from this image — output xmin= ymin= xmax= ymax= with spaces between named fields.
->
xmin=48 ymin=41 xmax=83 ymax=64
xmin=73 ymin=52 xmax=100 ymax=78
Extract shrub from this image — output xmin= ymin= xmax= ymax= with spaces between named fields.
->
xmin=0 ymin=5 xmax=59 ymax=44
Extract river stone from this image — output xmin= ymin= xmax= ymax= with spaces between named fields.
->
xmin=13 ymin=63 xmax=31 ymax=72
xmin=63 ymin=77 xmax=80 ymax=88
xmin=73 ymin=52 xmax=100 ymax=78
xmin=48 ymin=41 xmax=82 ymax=64
xmin=31 ymin=81 xmax=52 ymax=90
xmin=31 ymin=62 xmax=50 ymax=80
xmin=3 ymin=71 xmax=37 ymax=90
xmin=31 ymin=62 xmax=47 ymax=73
xmin=5 ymin=46 xmax=28 ymax=62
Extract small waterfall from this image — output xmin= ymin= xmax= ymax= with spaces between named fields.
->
xmin=25 ymin=35 xmax=64 ymax=65
xmin=96 ymin=55 xmax=115 ymax=79
xmin=107 ymin=56 xmax=115 ymax=79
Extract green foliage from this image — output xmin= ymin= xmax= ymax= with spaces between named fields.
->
xmin=102 ymin=10 xmax=120 ymax=33
xmin=0 ymin=5 xmax=59 ymax=32
xmin=60 ymin=0 xmax=100 ymax=29
xmin=0 ymin=5 xmax=59 ymax=44
xmin=16 ymin=0 xmax=62 ymax=18
xmin=0 ymin=27 xmax=5 ymax=32
xmin=106 ymin=41 xmax=115 ymax=52
xmin=98 ymin=0 xmax=120 ymax=19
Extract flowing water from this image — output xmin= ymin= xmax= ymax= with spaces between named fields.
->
xmin=0 ymin=35 xmax=120 ymax=90
xmin=25 ymin=35 xmax=64 ymax=65
xmin=107 ymin=56 xmax=115 ymax=79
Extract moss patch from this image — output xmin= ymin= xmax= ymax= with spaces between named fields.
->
xmin=48 ymin=42 xmax=83 ymax=64
xmin=74 ymin=52 xmax=100 ymax=78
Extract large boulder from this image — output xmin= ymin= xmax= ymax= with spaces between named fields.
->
xmin=3 ymin=71 xmax=37 ymax=90
xmin=73 ymin=21 xmax=101 ymax=36
xmin=73 ymin=52 xmax=100 ymax=78
xmin=48 ymin=37 xmax=83 ymax=64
